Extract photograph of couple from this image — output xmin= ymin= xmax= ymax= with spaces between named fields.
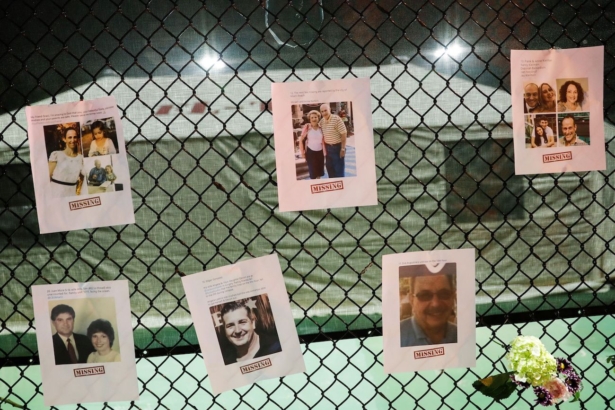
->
xmin=522 ymin=78 xmax=589 ymax=114
xmin=44 ymin=119 xmax=121 ymax=198
xmin=50 ymin=302 xmax=121 ymax=365
xmin=292 ymin=101 xmax=356 ymax=181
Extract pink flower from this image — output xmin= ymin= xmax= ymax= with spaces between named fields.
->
xmin=543 ymin=378 xmax=572 ymax=402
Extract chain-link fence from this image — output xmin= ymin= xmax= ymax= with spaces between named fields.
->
xmin=1 ymin=0 xmax=615 ymax=408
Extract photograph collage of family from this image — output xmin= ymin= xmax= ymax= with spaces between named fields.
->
xmin=45 ymin=118 xmax=124 ymax=198
xmin=523 ymin=78 xmax=591 ymax=148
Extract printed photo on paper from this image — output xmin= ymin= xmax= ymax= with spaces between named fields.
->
xmin=32 ymin=281 xmax=138 ymax=406
xmin=181 ymin=254 xmax=305 ymax=394
xmin=272 ymin=78 xmax=377 ymax=212
xmin=383 ymin=249 xmax=475 ymax=374
xmin=399 ymin=263 xmax=458 ymax=348
xmin=26 ymin=97 xmax=135 ymax=233
xmin=511 ymin=47 xmax=604 ymax=174
xmin=290 ymin=101 xmax=355 ymax=180
xmin=49 ymin=298 xmax=122 ymax=366
xmin=210 ymin=294 xmax=282 ymax=366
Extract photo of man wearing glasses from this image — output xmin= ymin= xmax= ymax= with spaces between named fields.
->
xmin=399 ymin=263 xmax=457 ymax=347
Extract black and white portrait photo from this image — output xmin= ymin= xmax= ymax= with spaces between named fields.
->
xmin=182 ymin=254 xmax=305 ymax=394
xmin=210 ymin=294 xmax=282 ymax=366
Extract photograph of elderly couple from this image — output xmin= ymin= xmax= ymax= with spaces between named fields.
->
xmin=399 ymin=263 xmax=457 ymax=348
xmin=523 ymin=78 xmax=591 ymax=149
xmin=291 ymin=101 xmax=355 ymax=180
xmin=210 ymin=294 xmax=282 ymax=366
xmin=44 ymin=119 xmax=123 ymax=198
xmin=49 ymin=300 xmax=121 ymax=365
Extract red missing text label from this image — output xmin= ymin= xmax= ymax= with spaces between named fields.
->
xmin=69 ymin=196 xmax=101 ymax=211
xmin=310 ymin=181 xmax=344 ymax=194
xmin=73 ymin=366 xmax=105 ymax=377
xmin=414 ymin=347 xmax=445 ymax=359
xmin=240 ymin=358 xmax=272 ymax=374
xmin=543 ymin=151 xmax=572 ymax=163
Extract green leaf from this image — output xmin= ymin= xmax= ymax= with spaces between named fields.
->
xmin=472 ymin=372 xmax=517 ymax=401
xmin=570 ymin=391 xmax=581 ymax=403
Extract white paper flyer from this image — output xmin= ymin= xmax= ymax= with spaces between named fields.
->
xmin=26 ymin=96 xmax=135 ymax=233
xmin=382 ymin=248 xmax=476 ymax=374
xmin=181 ymin=254 xmax=305 ymax=394
xmin=271 ymin=78 xmax=378 ymax=211
xmin=511 ymin=46 xmax=605 ymax=174
xmin=32 ymin=280 xmax=139 ymax=406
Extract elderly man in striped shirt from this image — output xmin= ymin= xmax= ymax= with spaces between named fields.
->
xmin=319 ymin=103 xmax=347 ymax=178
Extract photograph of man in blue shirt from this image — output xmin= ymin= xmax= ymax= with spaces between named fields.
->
xmin=400 ymin=264 xmax=457 ymax=347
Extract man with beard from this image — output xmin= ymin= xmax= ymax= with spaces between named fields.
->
xmin=400 ymin=267 xmax=457 ymax=347
xmin=219 ymin=300 xmax=282 ymax=365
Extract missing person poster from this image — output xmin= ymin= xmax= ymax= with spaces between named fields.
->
xmin=511 ymin=46 xmax=605 ymax=174
xmin=26 ymin=96 xmax=135 ymax=234
xmin=271 ymin=78 xmax=378 ymax=212
xmin=31 ymin=280 xmax=138 ymax=406
xmin=382 ymin=248 xmax=476 ymax=374
xmin=181 ymin=254 xmax=305 ymax=394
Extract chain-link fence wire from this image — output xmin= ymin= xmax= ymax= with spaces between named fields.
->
xmin=1 ymin=0 xmax=615 ymax=408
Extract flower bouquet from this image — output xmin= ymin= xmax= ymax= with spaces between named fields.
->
xmin=473 ymin=336 xmax=582 ymax=406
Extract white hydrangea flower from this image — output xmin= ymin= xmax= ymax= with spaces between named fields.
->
xmin=507 ymin=336 xmax=557 ymax=387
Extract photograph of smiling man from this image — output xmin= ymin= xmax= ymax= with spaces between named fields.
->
xmin=50 ymin=304 xmax=95 ymax=365
xmin=399 ymin=263 xmax=457 ymax=348
xmin=181 ymin=254 xmax=305 ymax=394
xmin=383 ymin=249 xmax=475 ymax=374
xmin=210 ymin=295 xmax=282 ymax=366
